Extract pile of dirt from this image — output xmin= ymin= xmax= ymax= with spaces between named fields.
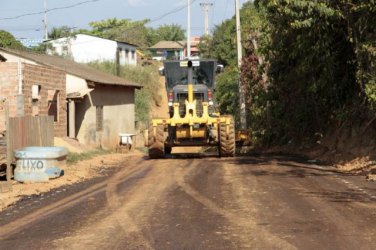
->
xmin=54 ymin=137 xmax=94 ymax=154
xmin=257 ymin=128 xmax=376 ymax=177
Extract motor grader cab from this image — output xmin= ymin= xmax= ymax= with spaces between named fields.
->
xmin=147 ymin=59 xmax=235 ymax=158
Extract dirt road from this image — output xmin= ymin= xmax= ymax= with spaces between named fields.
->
xmin=0 ymin=153 xmax=375 ymax=249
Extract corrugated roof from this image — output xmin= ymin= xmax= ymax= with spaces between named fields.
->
xmin=0 ymin=48 xmax=142 ymax=88
xmin=149 ymin=41 xmax=185 ymax=50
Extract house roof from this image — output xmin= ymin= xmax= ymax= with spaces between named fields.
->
xmin=149 ymin=41 xmax=185 ymax=50
xmin=0 ymin=48 xmax=142 ymax=88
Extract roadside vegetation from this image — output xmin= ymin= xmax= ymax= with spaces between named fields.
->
xmin=66 ymin=149 xmax=111 ymax=165
xmin=200 ymin=1 xmax=376 ymax=156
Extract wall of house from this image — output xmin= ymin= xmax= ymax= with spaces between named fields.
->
xmin=75 ymin=84 xmax=135 ymax=149
xmin=0 ymin=62 xmax=66 ymax=137
xmin=66 ymin=74 xmax=88 ymax=94
xmin=22 ymin=64 xmax=67 ymax=137
xmin=117 ymin=42 xmax=137 ymax=66
xmin=49 ymin=34 xmax=137 ymax=66
xmin=0 ymin=63 xmax=19 ymax=132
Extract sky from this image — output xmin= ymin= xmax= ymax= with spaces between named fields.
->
xmin=0 ymin=0 xmax=249 ymax=44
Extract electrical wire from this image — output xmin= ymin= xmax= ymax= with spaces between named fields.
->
xmin=1 ymin=0 xmax=198 ymax=34
xmin=0 ymin=0 xmax=101 ymax=21
xmin=148 ymin=0 xmax=198 ymax=24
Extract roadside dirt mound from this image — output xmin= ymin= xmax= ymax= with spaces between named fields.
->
xmin=54 ymin=137 xmax=94 ymax=154
xmin=151 ymin=74 xmax=169 ymax=119
xmin=258 ymin=121 xmax=376 ymax=175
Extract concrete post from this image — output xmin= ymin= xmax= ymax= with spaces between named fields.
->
xmin=68 ymin=100 xmax=75 ymax=138
xmin=128 ymin=49 xmax=132 ymax=65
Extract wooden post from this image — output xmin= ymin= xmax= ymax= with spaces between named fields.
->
xmin=5 ymin=100 xmax=12 ymax=182
xmin=0 ymin=99 xmax=13 ymax=192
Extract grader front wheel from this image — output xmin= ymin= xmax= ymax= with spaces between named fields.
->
xmin=219 ymin=118 xmax=236 ymax=157
xmin=148 ymin=123 xmax=165 ymax=159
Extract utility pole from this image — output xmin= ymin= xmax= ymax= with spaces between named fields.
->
xmin=44 ymin=0 xmax=48 ymax=40
xmin=187 ymin=0 xmax=191 ymax=58
xmin=235 ymin=0 xmax=246 ymax=129
xmin=200 ymin=1 xmax=213 ymax=36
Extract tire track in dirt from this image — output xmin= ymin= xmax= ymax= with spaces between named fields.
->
xmin=53 ymin=158 xmax=196 ymax=249
xmin=0 ymin=156 xmax=146 ymax=240
xmin=175 ymin=159 xmax=296 ymax=249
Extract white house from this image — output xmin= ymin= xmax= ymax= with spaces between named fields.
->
xmin=47 ymin=34 xmax=138 ymax=66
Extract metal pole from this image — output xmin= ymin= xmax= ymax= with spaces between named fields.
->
xmin=187 ymin=0 xmax=191 ymax=59
xmin=44 ymin=0 xmax=48 ymax=40
xmin=235 ymin=0 xmax=246 ymax=129
xmin=200 ymin=2 xmax=213 ymax=36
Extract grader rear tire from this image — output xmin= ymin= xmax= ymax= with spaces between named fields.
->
xmin=148 ymin=123 xmax=165 ymax=159
xmin=219 ymin=118 xmax=235 ymax=157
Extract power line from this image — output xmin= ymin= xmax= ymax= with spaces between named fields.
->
xmin=0 ymin=0 xmax=101 ymax=21
xmin=0 ymin=0 xmax=197 ymax=30
xmin=6 ymin=0 xmax=200 ymax=45
xmin=148 ymin=0 xmax=198 ymax=24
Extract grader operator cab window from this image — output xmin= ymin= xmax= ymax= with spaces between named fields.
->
xmin=163 ymin=60 xmax=216 ymax=89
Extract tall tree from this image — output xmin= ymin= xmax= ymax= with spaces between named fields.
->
xmin=88 ymin=18 xmax=151 ymax=49
xmin=149 ymin=24 xmax=185 ymax=45
xmin=48 ymin=26 xmax=76 ymax=39
xmin=0 ymin=30 xmax=25 ymax=50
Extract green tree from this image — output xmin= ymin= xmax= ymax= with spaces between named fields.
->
xmin=88 ymin=18 xmax=151 ymax=49
xmin=48 ymin=26 xmax=76 ymax=39
xmin=152 ymin=24 xmax=185 ymax=43
xmin=248 ymin=0 xmax=375 ymax=143
xmin=0 ymin=30 xmax=25 ymax=50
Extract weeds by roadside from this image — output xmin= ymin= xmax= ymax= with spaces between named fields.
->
xmin=67 ymin=149 xmax=111 ymax=165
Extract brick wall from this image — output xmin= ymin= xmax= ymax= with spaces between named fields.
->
xmin=0 ymin=62 xmax=67 ymax=137
xmin=22 ymin=63 xmax=66 ymax=137
xmin=0 ymin=63 xmax=19 ymax=132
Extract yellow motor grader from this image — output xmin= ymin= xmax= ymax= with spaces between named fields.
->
xmin=147 ymin=59 xmax=235 ymax=158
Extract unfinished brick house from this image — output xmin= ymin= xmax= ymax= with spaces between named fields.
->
xmin=0 ymin=61 xmax=66 ymax=137
xmin=0 ymin=48 xmax=141 ymax=149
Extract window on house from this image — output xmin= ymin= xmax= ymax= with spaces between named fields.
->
xmin=131 ymin=50 xmax=135 ymax=60
xmin=62 ymin=46 xmax=68 ymax=56
xmin=32 ymin=84 xmax=41 ymax=100
xmin=48 ymin=90 xmax=59 ymax=122
xmin=32 ymin=85 xmax=41 ymax=116
xmin=96 ymin=105 xmax=103 ymax=131
xmin=125 ymin=49 xmax=129 ymax=58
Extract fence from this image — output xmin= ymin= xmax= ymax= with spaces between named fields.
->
xmin=0 ymin=109 xmax=54 ymax=184
xmin=8 ymin=116 xmax=54 ymax=151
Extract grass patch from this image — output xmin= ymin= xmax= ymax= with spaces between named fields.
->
xmin=67 ymin=149 xmax=111 ymax=165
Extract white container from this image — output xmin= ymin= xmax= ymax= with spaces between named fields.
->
xmin=14 ymin=146 xmax=68 ymax=183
